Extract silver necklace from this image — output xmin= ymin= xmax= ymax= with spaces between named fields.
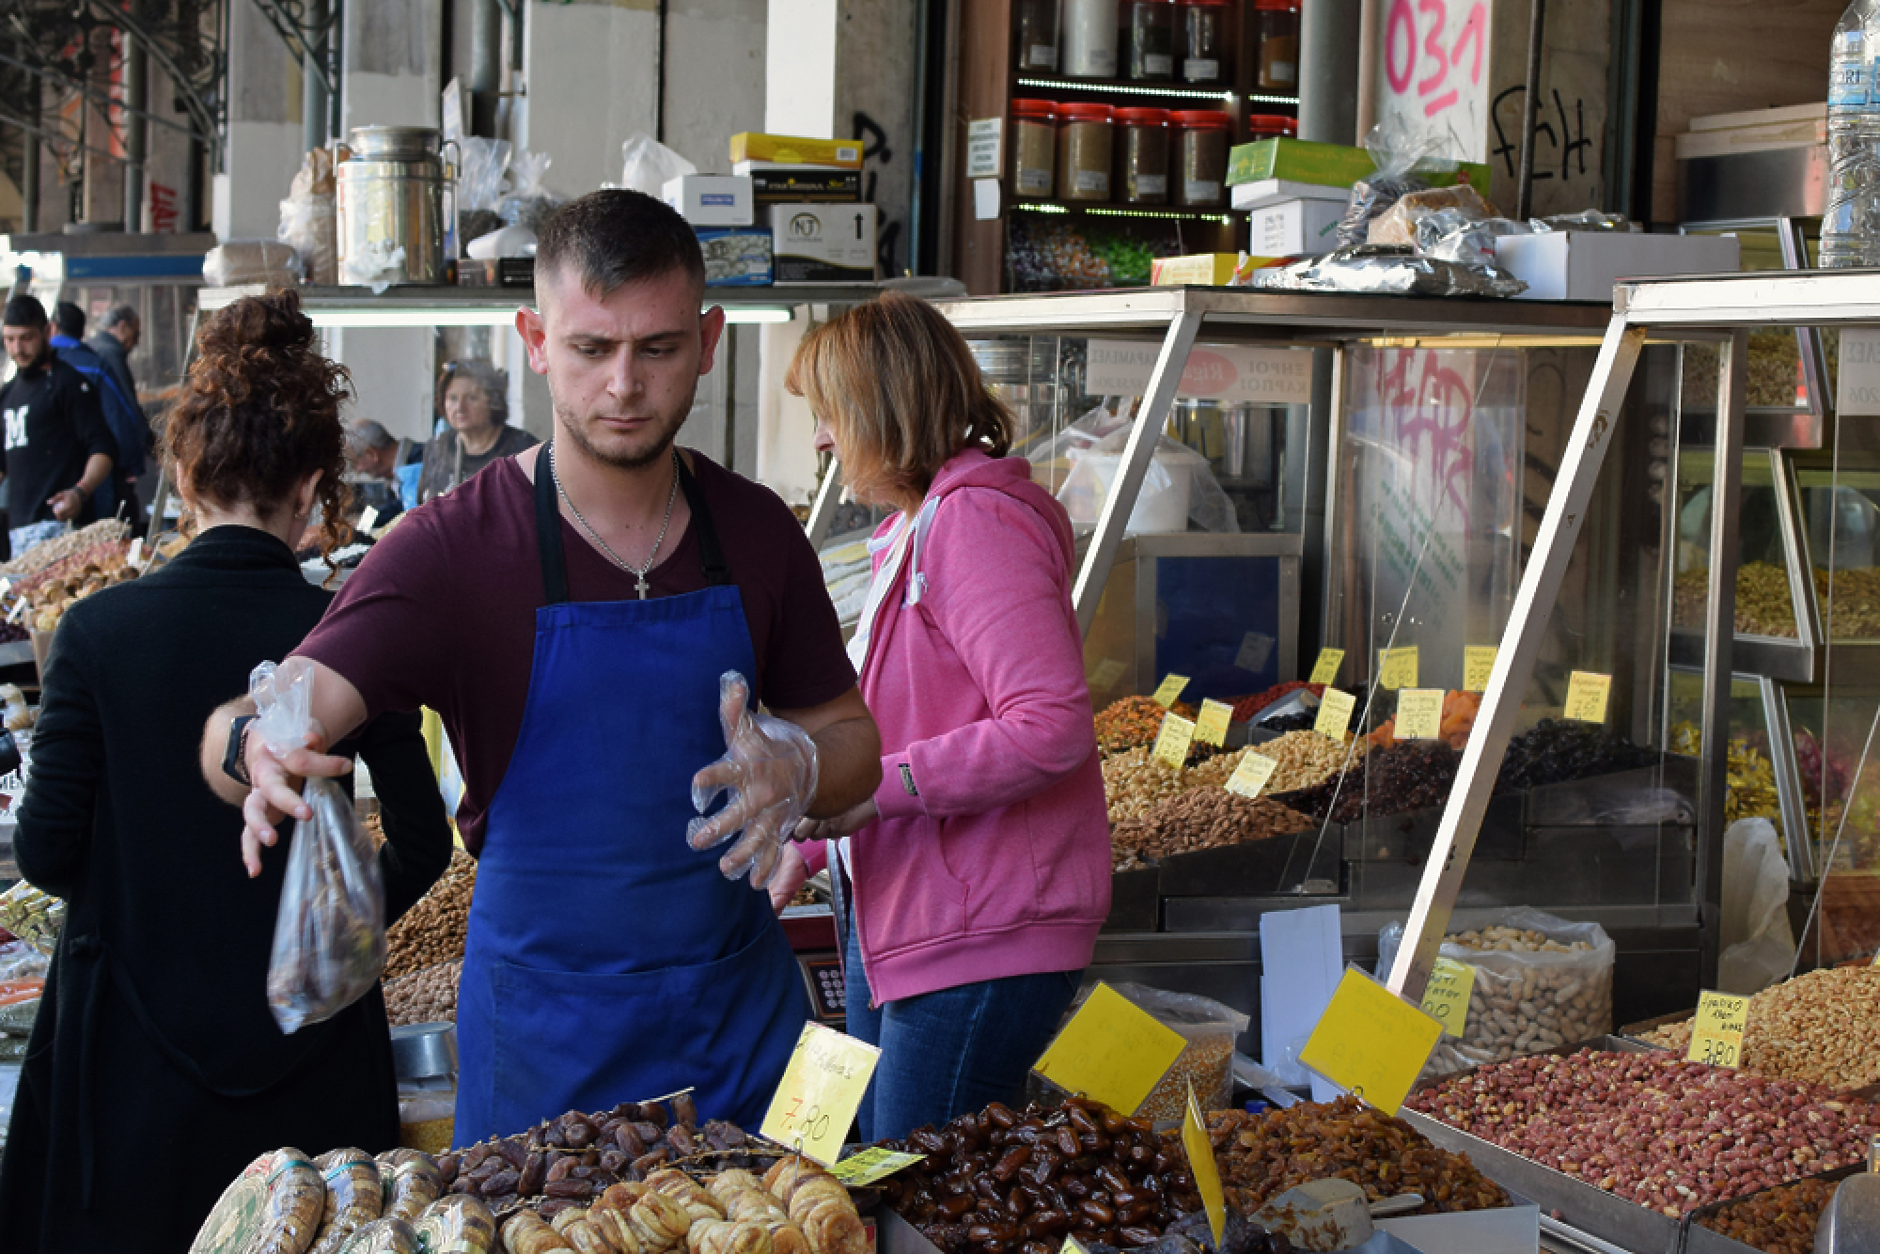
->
xmin=550 ymin=444 xmax=680 ymax=598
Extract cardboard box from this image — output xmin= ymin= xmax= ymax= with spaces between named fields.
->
xmin=739 ymin=165 xmax=864 ymax=203
xmin=1230 ymin=178 xmax=1354 ymax=211
xmin=1492 ymin=230 xmax=1741 ymax=301
xmin=770 ymin=204 xmax=877 ymax=283
xmin=696 ymin=228 xmax=773 ymax=286
xmin=455 ymin=257 xmax=535 ymax=287
xmin=1248 ymin=197 xmax=1346 ymax=255
xmin=663 ymin=175 xmax=754 ymax=227
xmin=1150 ymin=253 xmax=1277 ymax=285
xmin=1226 ymin=137 xmax=1491 ymax=202
xmin=730 ymin=132 xmax=863 ymax=170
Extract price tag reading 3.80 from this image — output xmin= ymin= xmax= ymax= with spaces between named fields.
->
xmin=1686 ymin=990 xmax=1749 ymax=1071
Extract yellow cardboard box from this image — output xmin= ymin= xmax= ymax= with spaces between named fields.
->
xmin=1150 ymin=253 xmax=1281 ymax=286
xmin=729 ymin=133 xmax=864 ymax=170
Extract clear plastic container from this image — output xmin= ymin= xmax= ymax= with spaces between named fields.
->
xmin=1178 ymin=0 xmax=1230 ymax=83
xmin=1256 ymin=0 xmax=1301 ymax=91
xmin=1120 ymin=0 xmax=1177 ymax=79
xmin=1014 ymin=0 xmax=1062 ymax=70
xmin=1063 ymin=0 xmax=1121 ymax=77
xmin=1057 ymin=103 xmax=1117 ymax=201
xmin=1116 ymin=107 xmax=1171 ymax=204
xmin=1171 ymin=110 xmax=1230 ymax=206
xmin=1011 ymin=99 xmax=1059 ymax=198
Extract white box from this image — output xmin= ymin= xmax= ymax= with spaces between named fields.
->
xmin=1249 ymin=197 xmax=1346 ymax=256
xmin=662 ymin=175 xmax=754 ymax=227
xmin=1493 ymin=231 xmax=1741 ymax=301
xmin=770 ymin=204 xmax=878 ymax=283
xmin=1230 ymin=177 xmax=1352 ymax=212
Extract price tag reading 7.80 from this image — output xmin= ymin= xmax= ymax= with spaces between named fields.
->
xmin=761 ymin=1022 xmax=881 ymax=1166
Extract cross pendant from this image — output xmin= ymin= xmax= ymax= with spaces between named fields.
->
xmin=636 ymin=575 xmax=651 ymax=599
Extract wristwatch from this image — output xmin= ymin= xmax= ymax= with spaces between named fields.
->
xmin=223 ymin=714 xmax=257 ymax=786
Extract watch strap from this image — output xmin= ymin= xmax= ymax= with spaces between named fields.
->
xmin=224 ymin=714 xmax=257 ymax=787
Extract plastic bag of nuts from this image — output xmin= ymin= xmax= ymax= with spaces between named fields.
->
xmin=1049 ymin=982 xmax=1249 ymax=1119
xmin=1378 ymin=907 xmax=1614 ymax=1076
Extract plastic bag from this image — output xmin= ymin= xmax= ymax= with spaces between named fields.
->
xmin=279 ymin=149 xmax=338 ymax=285
xmin=1366 ymin=184 xmax=1499 ymax=247
xmin=1416 ymin=210 xmax=1533 ymax=271
xmin=620 ymin=132 xmax=698 ymax=197
xmin=1336 ymin=118 xmax=1459 ymax=247
xmin=253 ymin=658 xmax=386 ymax=1034
xmin=1254 ymin=244 xmax=1527 ymax=299
xmin=1376 ymin=906 xmax=1613 ymax=1077
xmin=203 ymin=240 xmax=301 ymax=287
xmin=0 ymin=940 xmax=48 ymax=982
xmin=0 ymin=882 xmax=64 ymax=954
xmin=1056 ymin=982 xmax=1250 ymax=1118
xmin=1029 ymin=406 xmax=1239 ymax=534
xmin=1531 ymin=209 xmax=1630 ymax=233
xmin=1718 ymin=818 xmax=1796 ymax=995
xmin=498 ymin=151 xmax=564 ymax=236
xmin=686 ymin=671 xmax=820 ymax=888
xmin=456 ymin=136 xmax=513 ymax=244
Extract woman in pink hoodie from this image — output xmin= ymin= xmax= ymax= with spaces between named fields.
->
xmin=780 ymin=294 xmax=1111 ymax=1140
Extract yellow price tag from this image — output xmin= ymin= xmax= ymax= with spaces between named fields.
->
xmin=1297 ymin=968 xmax=1444 ymax=1117
xmin=1195 ymin=699 xmax=1234 ymax=747
xmin=1420 ymin=957 xmax=1476 ymax=1038
xmin=1378 ymin=646 xmax=1419 ymax=690
xmin=831 ymin=1148 xmax=929 ymax=1186
xmin=1314 ymin=689 xmax=1357 ymax=740
xmin=1686 ymin=990 xmax=1749 ymax=1069
xmin=1463 ymin=646 xmax=1497 ymax=692
xmin=1088 ymin=658 xmax=1128 ymax=690
xmin=1034 ymin=982 xmax=1187 ymax=1116
xmin=358 ymin=505 xmax=380 ymax=534
xmin=760 ymin=1022 xmax=882 ymax=1165
xmin=1225 ymin=753 xmax=1279 ymax=799
xmin=1564 ymin=671 xmax=1613 ymax=724
xmin=1058 ymin=1240 xmax=1088 ymax=1254
xmin=1153 ymin=713 xmax=1196 ymax=769
xmin=1309 ymin=648 xmax=1345 ymax=686
xmin=1393 ymin=689 xmax=1444 ymax=741
xmin=1152 ymin=674 xmax=1191 ymax=708
xmin=1181 ymin=1082 xmax=1227 ymax=1249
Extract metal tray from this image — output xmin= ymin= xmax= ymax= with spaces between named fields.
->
xmin=1154 ymin=826 xmax=1343 ymax=897
xmin=1344 ymin=792 xmax=1527 ymax=863
xmin=1680 ymin=1164 xmax=1859 ymax=1254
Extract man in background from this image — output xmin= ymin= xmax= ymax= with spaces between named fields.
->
xmin=87 ymin=306 xmax=144 ymax=436
xmin=0 ymin=297 xmax=117 ymax=558
xmin=344 ymin=418 xmax=406 ymax=525
xmin=50 ymin=303 xmax=145 ymax=528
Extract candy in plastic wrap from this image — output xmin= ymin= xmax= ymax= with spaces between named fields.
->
xmin=0 ymin=882 xmax=65 ymax=954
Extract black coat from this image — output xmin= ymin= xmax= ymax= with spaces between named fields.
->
xmin=0 ymin=525 xmax=454 ymax=1253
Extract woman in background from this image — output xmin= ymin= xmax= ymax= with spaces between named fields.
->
xmin=416 ymin=358 xmax=537 ymax=502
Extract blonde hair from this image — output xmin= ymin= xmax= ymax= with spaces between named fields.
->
xmin=785 ymin=293 xmax=1012 ymax=510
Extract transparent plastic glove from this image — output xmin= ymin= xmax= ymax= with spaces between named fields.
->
xmin=687 ymin=671 xmax=820 ymax=887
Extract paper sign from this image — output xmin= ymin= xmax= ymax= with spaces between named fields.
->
xmin=1839 ymin=328 xmax=1880 ymax=416
xmin=1034 ymin=982 xmax=1187 ymax=1115
xmin=126 ymin=538 xmax=144 ymax=568
xmin=966 ymin=117 xmax=1004 ymax=180
xmin=1563 ymin=671 xmax=1612 ymax=724
xmin=0 ymin=578 xmax=13 ymax=598
xmin=7 ymin=601 xmax=23 ymax=625
xmin=973 ymin=178 xmax=1001 ymax=221
xmin=760 ymin=1022 xmax=882 ymax=1166
xmin=1463 ymin=646 xmax=1497 ymax=692
xmin=358 ymin=506 xmax=380 ymax=534
xmin=1378 ymin=646 xmax=1419 ymax=690
xmin=1085 ymin=339 xmax=1315 ymax=405
xmin=1314 ymin=688 xmax=1356 ymax=740
xmin=1182 ymin=1082 xmax=1227 ymax=1248
xmin=1152 ymin=674 xmax=1191 ymax=708
xmin=1236 ymin=631 xmax=1275 ymax=674
xmin=831 ymin=1148 xmax=928 ymax=1186
xmin=1226 ymin=753 xmax=1279 ymax=799
xmin=1394 ymin=689 xmax=1443 ymax=741
xmin=1297 ymin=968 xmax=1444 ymax=1116
xmin=1309 ymin=648 xmax=1345 ymax=685
xmin=1195 ymin=699 xmax=1233 ymax=746
xmin=1088 ymin=658 xmax=1128 ymax=690
xmin=1687 ymin=990 xmax=1749 ymax=1069
xmin=1420 ymin=957 xmax=1475 ymax=1038
xmin=1153 ymin=713 xmax=1196 ymax=769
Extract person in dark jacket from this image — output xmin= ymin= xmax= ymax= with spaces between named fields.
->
xmin=85 ymin=305 xmax=142 ymax=423
xmin=51 ymin=302 xmax=146 ymax=528
xmin=0 ymin=296 xmax=117 ymax=558
xmin=0 ymin=290 xmax=455 ymax=1254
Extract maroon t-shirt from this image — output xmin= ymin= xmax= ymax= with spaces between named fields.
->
xmin=297 ymin=450 xmax=855 ymax=852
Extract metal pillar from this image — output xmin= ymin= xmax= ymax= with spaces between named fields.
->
xmin=303 ymin=0 xmax=330 ymax=152
xmin=1297 ymin=0 xmax=1359 ymax=145
xmin=123 ymin=34 xmax=148 ymax=231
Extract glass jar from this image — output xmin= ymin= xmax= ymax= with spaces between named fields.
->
xmin=1057 ymin=103 xmax=1116 ymax=201
xmin=1062 ymin=0 xmax=1120 ymax=77
xmin=1256 ymin=0 xmax=1301 ymax=91
xmin=1011 ymin=99 xmax=1059 ymax=198
xmin=1244 ymin=113 xmax=1297 ymax=143
xmin=1013 ymin=0 xmax=1060 ymax=70
xmin=1119 ymin=0 xmax=1176 ymax=80
xmin=1115 ymin=107 xmax=1171 ymax=204
xmin=1171 ymin=110 xmax=1230 ymax=206
xmin=1177 ymin=0 xmax=1228 ymax=83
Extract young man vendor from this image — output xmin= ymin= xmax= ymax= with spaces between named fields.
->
xmin=202 ymin=191 xmax=879 ymax=1142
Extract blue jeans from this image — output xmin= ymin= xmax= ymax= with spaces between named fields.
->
xmin=843 ymin=921 xmax=1080 ymax=1142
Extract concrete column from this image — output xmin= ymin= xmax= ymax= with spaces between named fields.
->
xmin=214 ymin=0 xmax=306 ymax=239
xmin=520 ymin=0 xmax=658 ymax=194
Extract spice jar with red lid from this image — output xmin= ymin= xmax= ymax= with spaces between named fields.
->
xmin=1114 ymin=107 xmax=1171 ymax=204
xmin=1119 ymin=0 xmax=1177 ymax=80
xmin=1057 ymin=103 xmax=1117 ymax=202
xmin=1177 ymin=0 xmax=1229 ymax=83
xmin=1170 ymin=110 xmax=1230 ymax=206
xmin=1011 ymin=99 xmax=1059 ymax=198
xmin=1255 ymin=0 xmax=1301 ymax=91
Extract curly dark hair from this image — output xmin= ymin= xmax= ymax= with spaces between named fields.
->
xmin=161 ymin=290 xmax=352 ymax=558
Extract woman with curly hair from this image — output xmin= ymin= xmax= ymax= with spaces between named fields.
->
xmin=0 ymin=290 xmax=454 ymax=1253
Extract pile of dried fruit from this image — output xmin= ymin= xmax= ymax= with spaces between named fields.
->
xmin=1110 ymin=791 xmax=1314 ymax=868
xmin=0 ymin=519 xmax=129 ymax=579
xmin=1817 ymin=566 xmax=1880 ymax=639
xmin=386 ymin=958 xmax=462 ymax=1027
xmin=1096 ymin=698 xmax=1172 ymax=756
xmin=386 ymin=848 xmax=476 ymax=980
xmin=1695 ymin=1175 xmax=1840 ymax=1254
xmin=1669 ymin=723 xmax=1781 ymax=829
xmin=1278 ymin=742 xmax=1460 ymax=822
xmin=1229 ymin=682 xmax=1323 ymax=723
xmin=1674 ymin=562 xmax=1800 ymax=638
xmin=1494 ymin=720 xmax=1657 ymax=793
xmin=1637 ymin=964 xmax=1880 ymax=1092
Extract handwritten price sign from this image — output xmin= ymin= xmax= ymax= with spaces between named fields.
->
xmin=1687 ymin=991 xmax=1749 ymax=1070
xmin=761 ymin=1023 xmax=881 ymax=1165
xmin=1377 ymin=0 xmax=1490 ymax=150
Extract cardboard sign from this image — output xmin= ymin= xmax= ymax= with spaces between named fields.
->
xmin=1195 ymin=699 xmax=1234 ymax=747
xmin=1236 ymin=631 xmax=1275 ymax=674
xmin=760 ymin=1023 xmax=881 ymax=1166
xmin=830 ymin=1148 xmax=928 ymax=1186
xmin=1309 ymin=648 xmax=1345 ymax=686
xmin=1463 ymin=646 xmax=1497 ymax=693
xmin=1420 ymin=957 xmax=1475 ymax=1038
xmin=1152 ymin=674 xmax=1191 ymax=708
xmin=358 ymin=506 xmax=380 ymax=535
xmin=1088 ymin=658 xmax=1128 ymax=690
xmin=126 ymin=538 xmax=144 ymax=569
xmin=1314 ymin=688 xmax=1356 ymax=740
xmin=1687 ymin=990 xmax=1749 ymax=1069
xmin=1153 ymin=713 xmax=1197 ymax=769
xmin=1181 ymin=1083 xmax=1227 ymax=1248
xmin=1226 ymin=753 xmax=1280 ymax=799
xmin=1297 ymin=968 xmax=1444 ymax=1117
xmin=1378 ymin=646 xmax=1419 ymax=691
xmin=1034 ymin=983 xmax=1187 ymax=1116
xmin=1394 ymin=689 xmax=1443 ymax=741
xmin=1564 ymin=671 xmax=1612 ymax=724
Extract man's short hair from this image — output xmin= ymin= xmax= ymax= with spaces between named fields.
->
xmin=346 ymin=418 xmax=398 ymax=456
xmin=99 ymin=304 xmax=138 ymax=330
xmin=3 ymin=295 xmax=48 ymax=330
xmin=534 ymin=190 xmax=705 ymax=298
xmin=53 ymin=301 xmax=85 ymax=339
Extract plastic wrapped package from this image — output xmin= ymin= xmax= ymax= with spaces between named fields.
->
xmin=1531 ymin=209 xmax=1629 ymax=233
xmin=203 ymin=241 xmax=302 ymax=288
xmin=621 ymin=133 xmax=697 ymax=196
xmin=254 ymin=658 xmax=387 ymax=1035
xmin=456 ymin=136 xmax=513 ymax=244
xmin=498 ymin=151 xmax=564 ymax=236
xmin=1366 ymin=184 xmax=1499 ymax=247
xmin=1377 ymin=907 xmax=1615 ymax=1077
xmin=0 ymin=883 xmax=64 ymax=954
xmin=279 ymin=149 xmax=339 ymax=285
xmin=0 ymin=941 xmax=48 ymax=983
xmin=1335 ymin=119 xmax=1458 ymax=247
xmin=1057 ymin=982 xmax=1250 ymax=1118
xmin=1029 ymin=405 xmax=1239 ymax=533
xmin=1415 ymin=210 xmax=1533 ymax=270
xmin=1254 ymin=244 xmax=1526 ymax=298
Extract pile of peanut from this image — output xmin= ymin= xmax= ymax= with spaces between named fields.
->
xmin=1696 ymin=1175 xmax=1840 ymax=1254
xmin=1449 ymin=924 xmax=1588 ymax=954
xmin=1111 ymin=790 xmax=1314 ymax=868
xmin=1409 ymin=1049 xmax=1878 ymax=1217
xmin=385 ymin=958 xmax=461 ymax=1027
xmin=1102 ymin=748 xmax=1194 ymax=824
xmin=1638 ymin=964 xmax=1880 ymax=1092
xmin=1257 ymin=730 xmax=1348 ymax=794
xmin=386 ymin=849 xmax=476 ymax=980
xmin=1421 ymin=926 xmax=1610 ymax=1072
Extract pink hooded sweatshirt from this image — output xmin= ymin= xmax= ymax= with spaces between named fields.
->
xmin=809 ymin=448 xmax=1112 ymax=1005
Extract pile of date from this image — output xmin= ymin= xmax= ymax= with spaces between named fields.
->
xmin=880 ymin=1099 xmax=1295 ymax=1254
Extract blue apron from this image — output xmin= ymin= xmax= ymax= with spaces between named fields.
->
xmin=452 ymin=447 xmax=810 ymax=1145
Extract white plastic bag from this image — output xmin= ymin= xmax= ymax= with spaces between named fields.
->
xmin=253 ymin=658 xmax=386 ymax=1034
xmin=1029 ymin=405 xmax=1238 ymax=533
xmin=1719 ymin=818 xmax=1796 ymax=995
xmin=620 ymin=133 xmax=697 ymax=197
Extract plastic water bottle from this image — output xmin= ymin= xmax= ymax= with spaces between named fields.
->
xmin=1823 ymin=0 xmax=1880 ymax=267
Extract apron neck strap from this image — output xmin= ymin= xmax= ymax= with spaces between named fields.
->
xmin=533 ymin=442 xmax=734 ymax=607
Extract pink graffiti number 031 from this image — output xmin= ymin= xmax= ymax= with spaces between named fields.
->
xmin=1384 ymin=0 xmax=1487 ymax=119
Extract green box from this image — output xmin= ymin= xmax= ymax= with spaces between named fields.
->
xmin=1226 ymin=138 xmax=1492 ymax=201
